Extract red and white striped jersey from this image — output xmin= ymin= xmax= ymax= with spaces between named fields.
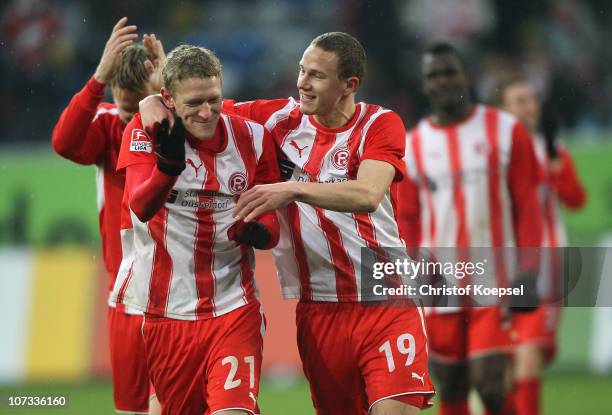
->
xmin=400 ymin=105 xmax=541 ymax=249
xmin=224 ymin=98 xmax=408 ymax=302
xmin=52 ymin=77 xmax=125 ymax=290
xmin=397 ymin=105 xmax=542 ymax=311
xmin=110 ymin=112 xmax=280 ymax=320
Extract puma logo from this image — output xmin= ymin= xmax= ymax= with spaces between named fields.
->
xmin=249 ymin=391 xmax=257 ymax=404
xmin=411 ymin=371 xmax=425 ymax=386
xmin=186 ymin=158 xmax=203 ymax=176
xmin=289 ymin=140 xmax=308 ymax=158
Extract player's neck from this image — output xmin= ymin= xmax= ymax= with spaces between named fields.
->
xmin=313 ymin=98 xmax=356 ymax=129
xmin=432 ymin=102 xmax=474 ymax=126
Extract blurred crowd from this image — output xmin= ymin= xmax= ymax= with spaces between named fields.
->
xmin=1 ymin=0 xmax=611 ymax=144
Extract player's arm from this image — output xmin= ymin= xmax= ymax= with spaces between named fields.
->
xmin=508 ymin=122 xmax=543 ymax=250
xmin=51 ymin=78 xmax=107 ymax=165
xmin=234 ymin=159 xmax=395 ymax=222
xmin=548 ymin=147 xmax=587 ymax=209
xmin=127 ymin=163 xmax=177 ymax=222
xmin=234 ymin=112 xmax=406 ymax=221
xmin=393 ymin=173 xmax=422 ymax=248
xmin=119 ymin=116 xmax=185 ymax=222
xmin=508 ymin=122 xmax=543 ymax=311
xmin=222 ymin=98 xmax=292 ymax=124
xmin=52 ymin=17 xmax=138 ymax=165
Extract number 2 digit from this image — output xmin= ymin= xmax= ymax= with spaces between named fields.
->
xmin=222 ymin=355 xmax=256 ymax=390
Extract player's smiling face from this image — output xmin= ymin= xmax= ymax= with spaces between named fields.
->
xmin=162 ymin=76 xmax=222 ymax=140
xmin=422 ymin=53 xmax=470 ymax=111
xmin=296 ymin=45 xmax=348 ymax=116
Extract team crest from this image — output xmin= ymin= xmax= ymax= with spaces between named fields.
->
xmin=331 ymin=147 xmax=350 ymax=170
xmin=129 ymin=129 xmax=152 ymax=153
xmin=474 ymin=141 xmax=490 ymax=155
xmin=228 ymin=172 xmax=248 ymax=194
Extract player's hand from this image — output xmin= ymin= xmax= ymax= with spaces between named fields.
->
xmin=155 ymin=118 xmax=186 ymax=176
xmin=94 ymin=17 xmax=138 ymax=84
xmin=227 ymin=220 xmax=272 ymax=250
xmin=509 ymin=272 xmax=539 ymax=313
xmin=140 ymin=94 xmax=174 ymax=137
xmin=233 ymin=182 xmax=298 ymax=222
xmin=143 ymin=33 xmax=166 ymax=91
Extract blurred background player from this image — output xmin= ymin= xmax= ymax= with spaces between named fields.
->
xmin=399 ymin=42 xmax=543 ymax=415
xmin=493 ymin=75 xmax=587 ymax=415
xmin=111 ymin=44 xmax=281 ymax=414
xmin=51 ymin=17 xmax=164 ymax=414
xmin=140 ymin=31 xmax=435 ymax=415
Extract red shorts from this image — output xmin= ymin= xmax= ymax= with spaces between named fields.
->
xmin=142 ymin=301 xmax=264 ymax=415
xmin=296 ymin=301 xmax=434 ymax=414
xmin=108 ymin=306 xmax=150 ymax=414
xmin=511 ymin=307 xmax=560 ymax=362
xmin=425 ymin=307 xmax=513 ymax=362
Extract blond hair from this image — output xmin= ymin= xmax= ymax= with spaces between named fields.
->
xmin=163 ymin=44 xmax=222 ymax=95
xmin=110 ymin=44 xmax=151 ymax=92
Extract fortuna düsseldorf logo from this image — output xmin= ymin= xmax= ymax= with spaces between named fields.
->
xmin=331 ymin=147 xmax=350 ymax=170
xmin=229 ymin=172 xmax=248 ymax=194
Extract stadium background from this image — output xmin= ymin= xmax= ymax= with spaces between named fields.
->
xmin=1 ymin=0 xmax=611 ymax=413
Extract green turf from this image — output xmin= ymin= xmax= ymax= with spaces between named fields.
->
xmin=1 ymin=374 xmax=611 ymax=414
xmin=562 ymin=142 xmax=612 ymax=245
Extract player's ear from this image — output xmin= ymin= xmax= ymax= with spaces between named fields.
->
xmin=343 ymin=76 xmax=359 ymax=96
xmin=160 ymin=87 xmax=175 ymax=109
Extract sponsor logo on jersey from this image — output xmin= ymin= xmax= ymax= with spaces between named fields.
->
xmin=129 ymin=129 xmax=152 ymax=153
xmin=179 ymin=196 xmax=229 ymax=209
xmin=166 ymin=189 xmax=233 ymax=210
xmin=296 ymin=173 xmax=348 ymax=184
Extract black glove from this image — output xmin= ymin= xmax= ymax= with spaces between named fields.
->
xmin=509 ymin=272 xmax=539 ymax=313
xmin=155 ymin=118 xmax=186 ymax=176
xmin=228 ymin=220 xmax=272 ymax=250
xmin=540 ymin=102 xmax=560 ymax=159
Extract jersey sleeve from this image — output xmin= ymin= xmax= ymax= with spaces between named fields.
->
xmin=117 ymin=113 xmax=156 ymax=172
xmin=392 ymin=174 xmax=422 ymax=248
xmin=359 ymin=111 xmax=407 ymax=182
xmin=127 ymin=163 xmax=176 ymax=222
xmin=508 ymin=122 xmax=543 ymax=276
xmin=508 ymin=121 xmax=543 ymax=248
xmin=253 ymin=128 xmax=282 ymax=186
xmin=222 ymin=98 xmax=291 ymax=125
xmin=51 ymin=77 xmax=108 ymax=165
xmin=549 ymin=146 xmax=587 ymax=209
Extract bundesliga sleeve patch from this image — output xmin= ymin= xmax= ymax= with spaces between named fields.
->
xmin=129 ymin=129 xmax=152 ymax=153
